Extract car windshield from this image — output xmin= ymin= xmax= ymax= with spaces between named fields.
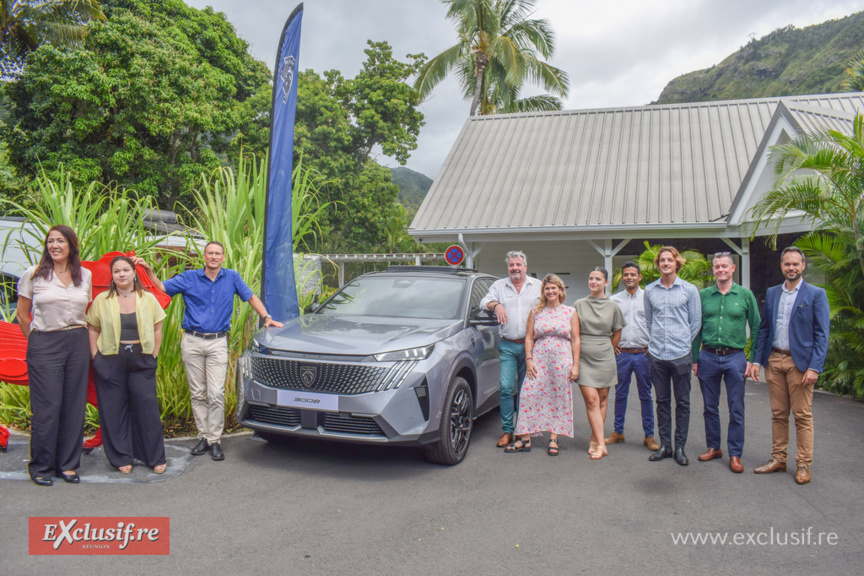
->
xmin=319 ymin=275 xmax=465 ymax=319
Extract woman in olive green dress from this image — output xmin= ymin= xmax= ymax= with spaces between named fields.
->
xmin=574 ymin=267 xmax=626 ymax=460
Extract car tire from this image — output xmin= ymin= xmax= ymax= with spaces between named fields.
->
xmin=425 ymin=376 xmax=474 ymax=466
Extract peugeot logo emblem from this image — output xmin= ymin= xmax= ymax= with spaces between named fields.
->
xmin=280 ymin=55 xmax=296 ymax=103
xmin=300 ymin=365 xmax=318 ymax=388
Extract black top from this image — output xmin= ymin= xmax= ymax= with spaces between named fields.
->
xmin=119 ymin=312 xmax=139 ymax=341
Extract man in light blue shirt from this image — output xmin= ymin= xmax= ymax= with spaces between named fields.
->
xmin=643 ymin=247 xmax=701 ymax=466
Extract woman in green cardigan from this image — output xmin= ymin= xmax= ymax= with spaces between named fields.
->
xmin=87 ymin=255 xmax=167 ymax=475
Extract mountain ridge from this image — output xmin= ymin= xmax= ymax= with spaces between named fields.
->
xmin=655 ymin=11 xmax=864 ymax=105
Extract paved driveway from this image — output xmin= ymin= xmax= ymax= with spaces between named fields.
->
xmin=2 ymin=377 xmax=862 ymax=575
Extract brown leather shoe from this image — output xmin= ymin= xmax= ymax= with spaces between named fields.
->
xmin=605 ymin=431 xmax=625 ymax=444
xmin=643 ymin=436 xmax=660 ymax=451
xmin=795 ymin=465 xmax=811 ymax=485
xmin=729 ymin=456 xmax=744 ymax=473
xmin=698 ymin=447 xmax=723 ymax=462
xmin=754 ymin=459 xmax=787 ymax=474
xmin=496 ymin=433 xmax=513 ymax=448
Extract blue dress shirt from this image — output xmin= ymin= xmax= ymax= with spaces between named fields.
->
xmin=643 ymin=276 xmax=702 ymax=360
xmin=163 ymin=268 xmax=254 ymax=333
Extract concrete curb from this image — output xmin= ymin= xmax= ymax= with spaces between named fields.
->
xmin=5 ymin=428 xmax=255 ymax=441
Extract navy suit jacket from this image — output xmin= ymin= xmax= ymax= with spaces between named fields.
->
xmin=753 ymin=280 xmax=830 ymax=373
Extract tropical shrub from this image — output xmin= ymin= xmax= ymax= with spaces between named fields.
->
xmin=612 ymin=241 xmax=713 ymax=290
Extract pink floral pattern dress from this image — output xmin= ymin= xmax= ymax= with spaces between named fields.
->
xmin=515 ymin=305 xmax=575 ymax=437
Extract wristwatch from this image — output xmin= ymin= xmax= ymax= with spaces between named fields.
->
xmin=264 ymin=314 xmax=272 ymax=321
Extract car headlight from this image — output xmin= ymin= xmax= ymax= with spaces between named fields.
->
xmin=238 ymin=349 xmax=253 ymax=380
xmin=374 ymin=344 xmax=434 ymax=362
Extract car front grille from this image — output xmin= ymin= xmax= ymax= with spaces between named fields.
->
xmin=247 ymin=405 xmax=384 ymax=436
xmin=250 ymin=357 xmax=417 ymax=394
xmin=248 ymin=405 xmax=301 ymax=427
xmin=321 ymin=413 xmax=384 ymax=435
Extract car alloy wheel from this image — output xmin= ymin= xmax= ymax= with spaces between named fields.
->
xmin=425 ymin=377 xmax=474 ymax=465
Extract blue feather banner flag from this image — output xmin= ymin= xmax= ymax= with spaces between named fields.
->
xmin=263 ymin=3 xmax=304 ymax=321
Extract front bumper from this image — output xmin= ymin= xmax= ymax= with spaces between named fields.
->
xmin=236 ymin=350 xmax=446 ymax=446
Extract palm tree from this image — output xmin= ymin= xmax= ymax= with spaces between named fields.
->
xmin=414 ymin=0 xmax=569 ymax=116
xmin=1 ymin=0 xmax=105 ymax=79
xmin=842 ymin=48 xmax=864 ymax=92
xmin=750 ymin=115 xmax=864 ymax=279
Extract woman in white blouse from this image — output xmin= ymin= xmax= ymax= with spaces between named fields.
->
xmin=17 ymin=225 xmax=92 ymax=486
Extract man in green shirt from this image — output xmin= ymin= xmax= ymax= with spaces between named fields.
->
xmin=691 ymin=253 xmax=761 ymax=473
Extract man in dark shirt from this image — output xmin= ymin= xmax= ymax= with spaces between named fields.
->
xmin=136 ymin=242 xmax=281 ymax=460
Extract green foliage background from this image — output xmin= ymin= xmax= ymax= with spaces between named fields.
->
xmin=1 ymin=0 xmax=271 ymax=207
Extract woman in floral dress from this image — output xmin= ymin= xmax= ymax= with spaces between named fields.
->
xmin=505 ymin=274 xmax=580 ymax=456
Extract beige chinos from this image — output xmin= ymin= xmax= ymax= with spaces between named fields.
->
xmin=181 ymin=333 xmax=230 ymax=444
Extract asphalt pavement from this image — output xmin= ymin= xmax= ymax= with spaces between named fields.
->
xmin=2 ymin=376 xmax=863 ymax=575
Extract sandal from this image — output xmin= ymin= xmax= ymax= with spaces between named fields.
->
xmin=118 ymin=465 xmax=132 ymax=474
xmin=589 ymin=445 xmax=608 ymax=460
xmin=548 ymin=439 xmax=559 ymax=456
xmin=504 ymin=439 xmax=531 ymax=453
xmin=588 ymin=440 xmax=598 ymax=455
xmin=153 ymin=463 xmax=167 ymax=474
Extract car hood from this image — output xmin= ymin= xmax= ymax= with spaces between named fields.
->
xmin=254 ymin=314 xmax=463 ymax=356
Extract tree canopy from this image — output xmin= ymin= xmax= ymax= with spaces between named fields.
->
xmin=1 ymin=0 xmax=270 ymax=206
xmin=0 ymin=0 xmax=105 ymax=80
xmin=294 ymin=41 xmax=426 ymax=251
xmin=1 ymin=4 xmax=428 ymax=253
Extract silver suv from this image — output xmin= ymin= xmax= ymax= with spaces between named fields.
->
xmin=236 ymin=266 xmax=500 ymax=465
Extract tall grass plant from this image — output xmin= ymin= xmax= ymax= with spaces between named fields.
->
xmin=0 ymin=154 xmax=333 ymax=434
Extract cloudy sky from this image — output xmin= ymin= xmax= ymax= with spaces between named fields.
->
xmin=187 ymin=0 xmax=861 ymax=178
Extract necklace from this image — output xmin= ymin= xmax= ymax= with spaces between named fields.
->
xmin=118 ymin=290 xmax=134 ymax=299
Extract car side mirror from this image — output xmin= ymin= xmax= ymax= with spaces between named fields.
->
xmin=469 ymin=309 xmax=499 ymax=326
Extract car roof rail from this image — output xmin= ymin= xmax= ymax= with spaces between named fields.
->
xmin=384 ymin=265 xmax=477 ymax=274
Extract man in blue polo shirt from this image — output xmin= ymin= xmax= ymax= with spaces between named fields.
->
xmin=135 ymin=242 xmax=281 ymax=460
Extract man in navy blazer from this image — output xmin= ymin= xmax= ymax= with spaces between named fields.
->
xmin=749 ymin=247 xmax=829 ymax=485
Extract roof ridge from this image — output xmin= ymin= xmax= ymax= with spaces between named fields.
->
xmin=466 ymin=91 xmax=864 ymax=120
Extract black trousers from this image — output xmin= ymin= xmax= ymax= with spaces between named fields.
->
xmin=93 ymin=344 xmax=165 ymax=468
xmin=649 ymin=354 xmax=692 ymax=449
xmin=26 ymin=328 xmax=90 ymax=478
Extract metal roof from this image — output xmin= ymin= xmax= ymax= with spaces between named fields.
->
xmin=410 ymin=93 xmax=864 ymax=235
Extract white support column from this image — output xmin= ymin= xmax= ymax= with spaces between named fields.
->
xmin=721 ymin=238 xmax=751 ymax=289
xmin=338 ymin=262 xmax=345 ymax=287
xmin=458 ymin=233 xmax=483 ymax=269
xmin=589 ymin=239 xmax=631 ymax=293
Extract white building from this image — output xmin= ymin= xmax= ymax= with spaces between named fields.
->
xmin=409 ymin=92 xmax=863 ymax=299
